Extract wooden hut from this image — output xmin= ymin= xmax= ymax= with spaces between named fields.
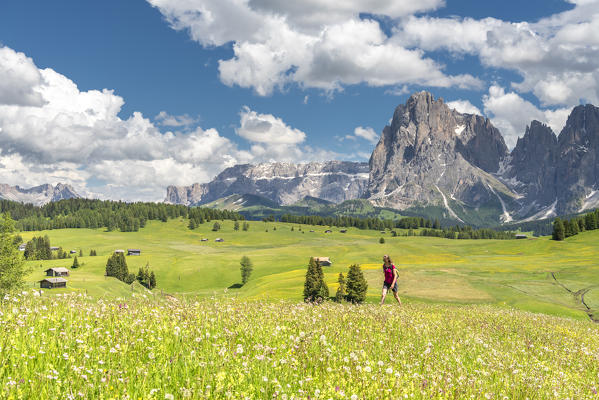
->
xmin=127 ymin=249 xmax=141 ymax=256
xmin=40 ymin=277 xmax=67 ymax=289
xmin=45 ymin=267 xmax=70 ymax=277
xmin=313 ymin=257 xmax=332 ymax=266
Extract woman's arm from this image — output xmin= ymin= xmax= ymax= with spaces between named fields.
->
xmin=391 ymin=267 xmax=398 ymax=286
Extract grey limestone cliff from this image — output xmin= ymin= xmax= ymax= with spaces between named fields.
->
xmin=165 ymin=161 xmax=369 ymax=206
xmin=366 ymin=91 xmax=516 ymax=221
xmin=0 ymin=183 xmax=80 ymax=206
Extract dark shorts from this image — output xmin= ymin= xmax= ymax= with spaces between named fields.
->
xmin=383 ymin=281 xmax=398 ymax=293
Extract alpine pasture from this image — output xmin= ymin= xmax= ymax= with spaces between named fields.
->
xmin=3 ymin=218 xmax=599 ymax=399
xmin=18 ymin=218 xmax=599 ymax=320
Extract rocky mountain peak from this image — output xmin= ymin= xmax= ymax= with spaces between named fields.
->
xmin=0 ymin=182 xmax=81 ymax=205
xmin=367 ymin=91 xmax=515 ymax=215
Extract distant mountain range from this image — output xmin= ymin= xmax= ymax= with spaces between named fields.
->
xmin=0 ymin=183 xmax=80 ymax=206
xmin=166 ymin=91 xmax=599 ymax=227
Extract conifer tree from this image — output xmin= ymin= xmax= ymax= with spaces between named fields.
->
xmin=335 ymin=272 xmax=346 ymax=302
xmin=234 ymin=221 xmax=240 ymax=231
xmin=240 ymin=256 xmax=253 ymax=285
xmin=552 ymin=218 xmax=565 ymax=241
xmin=585 ymin=212 xmax=597 ymax=230
xmin=24 ymin=240 xmax=36 ymax=260
xmin=72 ymin=256 xmax=79 ymax=269
xmin=242 ymin=222 xmax=249 ymax=231
xmin=304 ymin=257 xmax=328 ymax=302
xmin=212 ymin=222 xmax=221 ymax=231
xmin=149 ymin=271 xmax=156 ymax=289
xmin=570 ymin=219 xmax=579 ymax=236
xmin=345 ymin=264 xmax=368 ymax=303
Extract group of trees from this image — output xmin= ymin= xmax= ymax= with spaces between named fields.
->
xmin=21 ymin=236 xmax=79 ymax=260
xmin=105 ymin=252 xmax=134 ymax=284
xmin=1 ymin=199 xmax=188 ymax=232
xmin=303 ymin=258 xmax=368 ymax=303
xmin=187 ymin=208 xmax=244 ymax=230
xmin=552 ymin=209 xmax=599 ymax=241
xmin=419 ymin=226 xmax=516 ymax=240
xmin=136 ymin=263 xmax=156 ymax=289
xmin=23 ymin=236 xmax=52 ymax=260
xmin=233 ymin=221 xmax=251 ymax=231
xmin=106 ymin=252 xmax=157 ymax=289
xmin=281 ymin=213 xmax=515 ymax=240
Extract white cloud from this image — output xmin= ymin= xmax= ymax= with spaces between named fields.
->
xmin=155 ymin=111 xmax=199 ymax=127
xmin=348 ymin=126 xmax=379 ymax=144
xmin=394 ymin=3 xmax=599 ymax=107
xmin=0 ymin=45 xmax=343 ymax=201
xmin=237 ymin=106 xmax=305 ymax=144
xmin=0 ymin=47 xmax=46 ymax=107
xmin=446 ymin=100 xmax=482 ymax=115
xmin=148 ymin=0 xmax=481 ymax=96
xmin=482 ymin=86 xmax=570 ymax=148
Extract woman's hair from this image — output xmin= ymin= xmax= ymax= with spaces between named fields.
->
xmin=383 ymin=255 xmax=393 ymax=265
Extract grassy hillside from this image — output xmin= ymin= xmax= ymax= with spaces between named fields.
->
xmin=21 ymin=218 xmax=599 ymax=321
xmin=2 ymin=294 xmax=598 ymax=399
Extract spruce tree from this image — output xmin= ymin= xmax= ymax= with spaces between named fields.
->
xmin=570 ymin=219 xmax=579 ymax=236
xmin=24 ymin=240 xmax=36 ymax=260
xmin=552 ymin=218 xmax=565 ymax=241
xmin=240 ymin=256 xmax=253 ymax=285
xmin=242 ymin=222 xmax=249 ymax=231
xmin=303 ymin=257 xmax=320 ymax=301
xmin=335 ymin=272 xmax=346 ymax=302
xmin=585 ymin=212 xmax=597 ymax=230
xmin=149 ymin=271 xmax=156 ymax=289
xmin=212 ymin=222 xmax=221 ymax=231
xmin=345 ymin=264 xmax=368 ymax=303
xmin=315 ymin=260 xmax=329 ymax=300
xmin=234 ymin=221 xmax=240 ymax=231
xmin=72 ymin=256 xmax=79 ymax=269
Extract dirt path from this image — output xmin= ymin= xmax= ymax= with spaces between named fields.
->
xmin=551 ymin=272 xmax=597 ymax=323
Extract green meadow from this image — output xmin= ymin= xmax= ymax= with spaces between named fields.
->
xmin=21 ymin=218 xmax=599 ymax=321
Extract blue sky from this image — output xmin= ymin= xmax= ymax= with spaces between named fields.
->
xmin=0 ymin=0 xmax=596 ymax=200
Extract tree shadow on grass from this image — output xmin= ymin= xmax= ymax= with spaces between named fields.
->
xmin=228 ymin=283 xmax=243 ymax=289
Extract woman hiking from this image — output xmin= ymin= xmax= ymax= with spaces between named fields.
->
xmin=380 ymin=255 xmax=401 ymax=305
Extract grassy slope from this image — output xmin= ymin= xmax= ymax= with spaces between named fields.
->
xmin=21 ymin=219 xmax=599 ymax=320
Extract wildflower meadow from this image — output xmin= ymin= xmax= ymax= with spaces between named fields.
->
xmin=1 ymin=291 xmax=598 ymax=399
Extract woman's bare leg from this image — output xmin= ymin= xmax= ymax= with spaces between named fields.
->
xmin=380 ymin=287 xmax=388 ymax=305
xmin=393 ymin=290 xmax=402 ymax=305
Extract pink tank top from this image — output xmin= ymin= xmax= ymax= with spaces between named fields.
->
xmin=383 ymin=264 xmax=395 ymax=284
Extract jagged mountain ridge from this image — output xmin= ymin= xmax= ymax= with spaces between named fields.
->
xmin=165 ymin=92 xmax=599 ymax=225
xmin=366 ymin=91 xmax=517 ymax=222
xmin=0 ymin=183 xmax=80 ymax=206
xmin=503 ymin=104 xmax=599 ymax=218
xmin=165 ymin=161 xmax=369 ymax=206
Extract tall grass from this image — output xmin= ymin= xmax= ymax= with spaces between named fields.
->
xmin=1 ymin=292 xmax=598 ymax=399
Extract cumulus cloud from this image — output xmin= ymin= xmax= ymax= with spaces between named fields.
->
xmin=395 ymin=2 xmax=599 ymax=107
xmin=0 ymin=47 xmax=46 ymax=106
xmin=446 ymin=100 xmax=482 ymax=116
xmin=483 ymin=86 xmax=570 ymax=148
xmin=154 ymin=111 xmax=199 ymax=128
xmin=345 ymin=126 xmax=379 ymax=144
xmin=0 ymin=45 xmax=336 ymax=201
xmin=148 ymin=0 xmax=481 ymax=96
